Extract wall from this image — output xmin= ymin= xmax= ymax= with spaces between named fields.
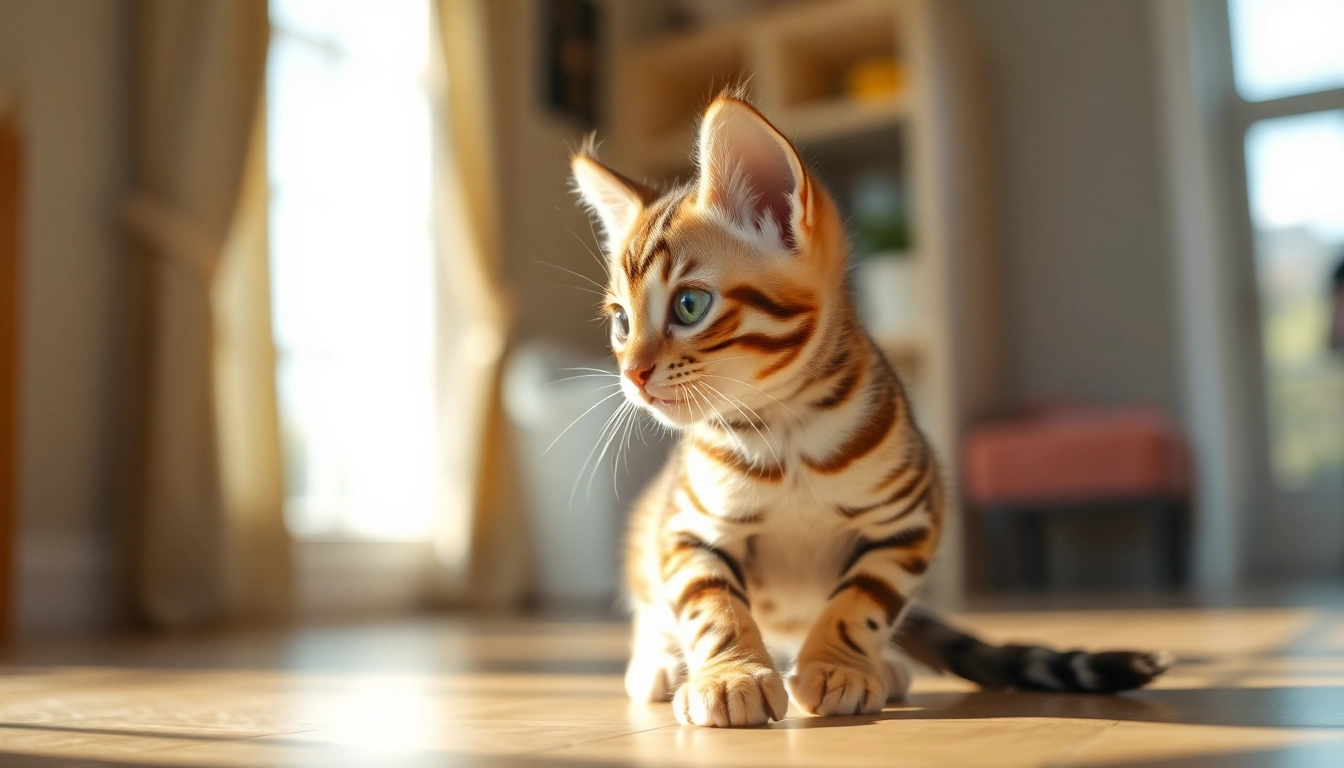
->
xmin=0 ymin=0 xmax=129 ymax=634
xmin=958 ymin=0 xmax=1180 ymax=415
xmin=493 ymin=0 xmax=611 ymax=359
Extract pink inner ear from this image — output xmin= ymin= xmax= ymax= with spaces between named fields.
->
xmin=705 ymin=109 xmax=800 ymax=250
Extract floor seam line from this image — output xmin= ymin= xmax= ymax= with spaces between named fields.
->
xmin=520 ymin=722 xmax=681 ymax=757
xmin=141 ymin=728 xmax=321 ymax=754
xmin=1041 ymin=719 xmax=1120 ymax=768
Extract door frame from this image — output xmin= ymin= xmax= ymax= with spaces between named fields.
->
xmin=1 ymin=88 xmax=20 ymax=641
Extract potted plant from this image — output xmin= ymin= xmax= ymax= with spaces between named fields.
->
xmin=850 ymin=173 xmax=919 ymax=337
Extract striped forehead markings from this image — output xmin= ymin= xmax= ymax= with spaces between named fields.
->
xmin=624 ymin=188 xmax=689 ymax=283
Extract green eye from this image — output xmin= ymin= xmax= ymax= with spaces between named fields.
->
xmin=672 ymin=288 xmax=713 ymax=325
xmin=612 ymin=307 xmax=629 ymax=339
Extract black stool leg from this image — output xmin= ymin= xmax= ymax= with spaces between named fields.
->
xmin=1149 ymin=497 xmax=1183 ymax=589
xmin=987 ymin=506 xmax=1017 ymax=591
xmin=1019 ymin=509 xmax=1049 ymax=591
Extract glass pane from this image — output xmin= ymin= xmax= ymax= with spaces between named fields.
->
xmin=268 ymin=0 xmax=438 ymax=539
xmin=1244 ymin=110 xmax=1344 ymax=491
xmin=1229 ymin=0 xmax=1344 ymax=102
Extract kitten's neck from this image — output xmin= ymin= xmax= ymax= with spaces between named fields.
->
xmin=691 ymin=313 xmax=877 ymax=461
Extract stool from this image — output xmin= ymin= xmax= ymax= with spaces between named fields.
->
xmin=963 ymin=405 xmax=1191 ymax=591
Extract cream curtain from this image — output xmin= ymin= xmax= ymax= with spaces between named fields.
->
xmin=431 ymin=0 xmax=527 ymax=607
xmin=125 ymin=0 xmax=290 ymax=627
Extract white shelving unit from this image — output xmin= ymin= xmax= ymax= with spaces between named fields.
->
xmin=603 ymin=0 xmax=1002 ymax=606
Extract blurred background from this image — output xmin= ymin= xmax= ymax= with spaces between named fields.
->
xmin=1 ymin=0 xmax=1343 ymax=641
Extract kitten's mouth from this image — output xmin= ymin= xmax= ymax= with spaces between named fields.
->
xmin=640 ymin=390 xmax=681 ymax=410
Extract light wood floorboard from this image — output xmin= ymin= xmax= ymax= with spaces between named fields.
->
xmin=2 ymin=602 xmax=1343 ymax=766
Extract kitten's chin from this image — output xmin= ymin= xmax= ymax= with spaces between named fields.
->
xmin=628 ymin=389 xmax=698 ymax=429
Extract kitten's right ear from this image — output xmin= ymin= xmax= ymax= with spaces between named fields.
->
xmin=571 ymin=147 xmax=657 ymax=255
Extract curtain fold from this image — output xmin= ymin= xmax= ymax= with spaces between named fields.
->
xmin=431 ymin=0 xmax=527 ymax=607
xmin=126 ymin=0 xmax=290 ymax=628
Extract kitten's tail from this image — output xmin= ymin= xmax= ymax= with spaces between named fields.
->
xmin=893 ymin=605 xmax=1172 ymax=693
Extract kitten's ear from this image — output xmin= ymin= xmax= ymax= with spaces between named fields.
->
xmin=571 ymin=148 xmax=657 ymax=254
xmin=695 ymin=96 xmax=812 ymax=252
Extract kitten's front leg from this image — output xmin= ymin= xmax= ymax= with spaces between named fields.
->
xmin=790 ymin=565 xmax=924 ymax=716
xmin=661 ymin=532 xmax=787 ymax=727
xmin=625 ymin=606 xmax=685 ymax=702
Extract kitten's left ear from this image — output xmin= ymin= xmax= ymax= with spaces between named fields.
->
xmin=571 ymin=148 xmax=657 ymax=254
xmin=696 ymin=96 xmax=812 ymax=252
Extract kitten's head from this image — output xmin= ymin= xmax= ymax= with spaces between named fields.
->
xmin=571 ymin=95 xmax=851 ymax=429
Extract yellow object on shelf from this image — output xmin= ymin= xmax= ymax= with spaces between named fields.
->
xmin=844 ymin=57 xmax=905 ymax=103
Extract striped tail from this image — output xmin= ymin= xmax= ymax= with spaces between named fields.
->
xmin=894 ymin=605 xmax=1172 ymax=693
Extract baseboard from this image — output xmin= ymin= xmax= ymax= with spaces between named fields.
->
xmin=17 ymin=534 xmax=436 ymax=633
xmin=295 ymin=538 xmax=436 ymax=620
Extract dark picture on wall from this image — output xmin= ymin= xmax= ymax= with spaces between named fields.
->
xmin=543 ymin=0 xmax=599 ymax=129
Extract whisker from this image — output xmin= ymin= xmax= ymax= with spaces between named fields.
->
xmin=559 ymin=284 xmax=607 ymax=299
xmin=699 ymin=373 xmax=800 ymax=420
xmin=554 ymin=366 xmax=619 ymax=375
xmin=585 ymin=400 xmax=634 ymax=503
xmin=542 ymin=373 xmax=620 ymax=388
xmin=534 ymin=260 xmax=607 ymax=293
xmin=570 ymin=398 xmax=631 ymax=509
xmin=612 ymin=401 xmax=638 ymax=497
xmin=699 ymin=379 xmax=782 ymax=468
xmin=538 ymin=388 xmax=625 ymax=459
xmin=559 ymin=220 xmax=608 ymax=275
xmin=683 ymin=383 xmax=711 ymax=431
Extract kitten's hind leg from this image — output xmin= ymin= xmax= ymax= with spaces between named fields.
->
xmin=625 ymin=607 xmax=685 ymax=702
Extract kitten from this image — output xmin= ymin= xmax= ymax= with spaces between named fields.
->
xmin=571 ymin=92 xmax=1170 ymax=727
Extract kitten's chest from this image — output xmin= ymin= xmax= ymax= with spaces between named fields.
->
xmin=685 ymin=455 xmax=883 ymax=656
xmin=742 ymin=498 xmax=857 ymax=655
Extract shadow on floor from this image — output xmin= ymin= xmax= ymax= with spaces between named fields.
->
xmin=776 ymin=685 xmax=1344 ymax=730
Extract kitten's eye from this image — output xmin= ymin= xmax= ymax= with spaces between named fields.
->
xmin=612 ymin=307 xmax=630 ymax=339
xmin=672 ymin=288 xmax=712 ymax=325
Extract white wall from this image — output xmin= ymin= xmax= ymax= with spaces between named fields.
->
xmin=0 ymin=0 xmax=129 ymax=634
xmin=959 ymin=0 xmax=1181 ymax=415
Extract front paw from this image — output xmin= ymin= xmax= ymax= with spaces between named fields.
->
xmin=625 ymin=654 xmax=685 ymax=703
xmin=788 ymin=661 xmax=887 ymax=716
xmin=673 ymin=662 xmax=788 ymax=727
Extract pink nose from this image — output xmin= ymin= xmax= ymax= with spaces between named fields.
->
xmin=625 ymin=364 xmax=655 ymax=389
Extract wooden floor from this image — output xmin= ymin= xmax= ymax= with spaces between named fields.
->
xmin=2 ymin=600 xmax=1344 ymax=767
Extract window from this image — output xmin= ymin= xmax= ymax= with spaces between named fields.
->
xmin=267 ymin=0 xmax=440 ymax=539
xmin=1228 ymin=0 xmax=1344 ymax=102
xmin=1230 ymin=2 xmax=1344 ymax=491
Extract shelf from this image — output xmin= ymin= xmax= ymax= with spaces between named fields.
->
xmin=621 ymin=0 xmax=909 ymax=177
xmin=631 ymin=96 xmax=907 ymax=180
xmin=628 ymin=30 xmax=750 ymax=142
xmin=774 ymin=96 xmax=908 ymax=145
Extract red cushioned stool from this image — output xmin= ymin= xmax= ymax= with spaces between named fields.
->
xmin=963 ymin=405 xmax=1191 ymax=591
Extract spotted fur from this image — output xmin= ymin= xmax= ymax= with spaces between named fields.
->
xmin=572 ymin=93 xmax=1169 ymax=727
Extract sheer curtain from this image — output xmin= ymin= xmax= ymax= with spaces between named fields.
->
xmin=430 ymin=0 xmax=527 ymax=607
xmin=123 ymin=0 xmax=291 ymax=627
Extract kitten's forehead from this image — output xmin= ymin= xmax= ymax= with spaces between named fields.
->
xmin=612 ymin=188 xmax=690 ymax=287
xmin=608 ymin=185 xmax=782 ymax=299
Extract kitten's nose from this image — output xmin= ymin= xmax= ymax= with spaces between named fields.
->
xmin=624 ymin=363 xmax=656 ymax=390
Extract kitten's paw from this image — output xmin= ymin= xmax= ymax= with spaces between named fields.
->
xmin=625 ymin=655 xmax=684 ymax=702
xmin=788 ymin=661 xmax=887 ymax=716
xmin=673 ymin=663 xmax=787 ymax=727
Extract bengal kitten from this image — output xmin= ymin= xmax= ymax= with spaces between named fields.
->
xmin=571 ymin=93 xmax=1171 ymax=727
